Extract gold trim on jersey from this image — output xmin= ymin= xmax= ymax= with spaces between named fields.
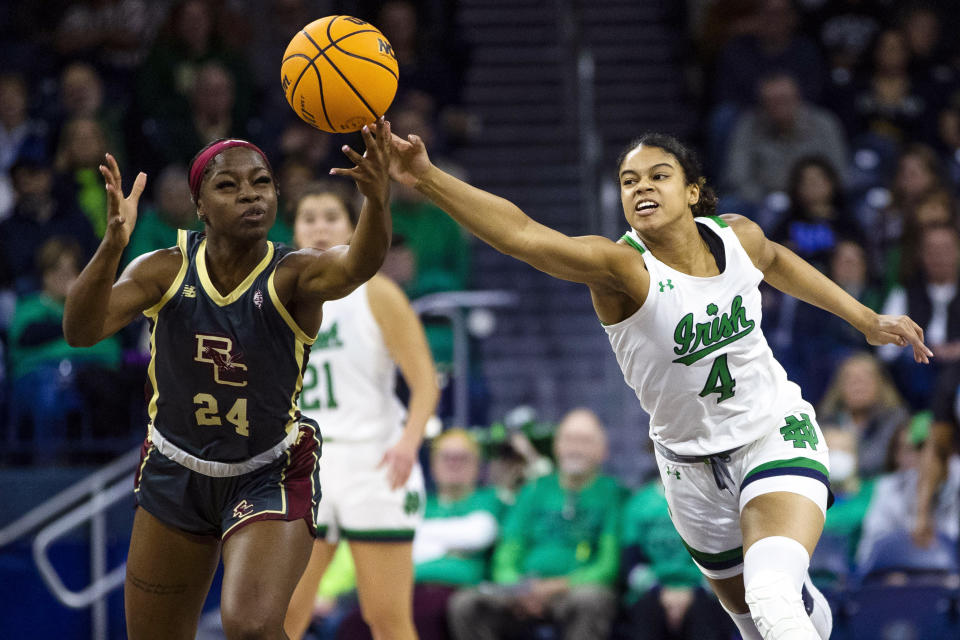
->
xmin=267 ymin=270 xmax=317 ymax=345
xmin=142 ymin=229 xmax=193 ymax=428
xmin=196 ymin=239 xmax=275 ymax=306
xmin=145 ymin=314 xmax=162 ymax=431
xmin=143 ymin=229 xmax=190 ymax=318
xmin=285 ymin=338 xmax=307 ymax=433
xmin=133 ymin=443 xmax=154 ymax=495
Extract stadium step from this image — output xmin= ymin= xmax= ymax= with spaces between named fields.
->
xmin=455 ymin=0 xmax=687 ymax=438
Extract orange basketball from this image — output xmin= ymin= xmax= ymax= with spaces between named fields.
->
xmin=281 ymin=15 xmax=399 ymax=133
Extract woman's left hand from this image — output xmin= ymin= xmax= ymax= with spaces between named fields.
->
xmin=378 ymin=435 xmax=420 ymax=490
xmin=330 ymin=116 xmax=392 ymax=205
xmin=862 ymin=313 xmax=933 ymax=363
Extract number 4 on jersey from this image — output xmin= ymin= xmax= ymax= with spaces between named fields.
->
xmin=699 ymin=354 xmax=736 ymax=403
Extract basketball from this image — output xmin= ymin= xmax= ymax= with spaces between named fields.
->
xmin=281 ymin=15 xmax=399 ymax=133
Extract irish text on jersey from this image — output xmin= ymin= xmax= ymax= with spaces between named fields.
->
xmin=672 ymin=295 xmax=755 ymax=366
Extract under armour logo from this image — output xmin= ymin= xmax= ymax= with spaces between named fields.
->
xmin=659 ymin=280 xmax=674 ymax=292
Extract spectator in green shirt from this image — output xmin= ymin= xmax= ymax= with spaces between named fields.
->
xmin=816 ymin=426 xmax=874 ymax=587
xmin=124 ymin=164 xmax=202 ymax=264
xmin=617 ymin=479 xmax=733 ymax=640
xmin=448 ymin=408 xmax=621 ymax=640
xmin=331 ymin=428 xmax=503 ymax=640
xmin=414 ymin=428 xmax=503 ymax=639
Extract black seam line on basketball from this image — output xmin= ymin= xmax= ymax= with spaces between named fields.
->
xmin=327 ymin=30 xmax=398 ymax=81
xmin=287 ymin=52 xmax=333 ymax=129
xmin=286 ymin=54 xmax=315 ymax=105
xmin=310 ymin=54 xmax=335 ymax=130
xmin=323 ymin=16 xmax=381 ymax=118
xmin=298 ymin=31 xmax=381 ymax=127
xmin=283 ymin=24 xmax=379 ymax=127
xmin=280 ymin=29 xmax=378 ymax=64
xmin=299 ymin=23 xmax=378 ymax=120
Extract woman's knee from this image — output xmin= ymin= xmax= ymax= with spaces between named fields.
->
xmin=221 ymin=592 xmax=287 ymax=639
xmin=707 ymin=575 xmax=748 ymax=614
xmin=221 ymin=609 xmax=286 ymax=639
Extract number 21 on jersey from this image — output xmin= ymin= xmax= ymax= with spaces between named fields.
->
xmin=300 ymin=360 xmax=338 ymax=410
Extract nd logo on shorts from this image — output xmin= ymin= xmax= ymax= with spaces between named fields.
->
xmin=779 ymin=414 xmax=818 ymax=450
xmin=403 ymin=491 xmax=421 ymax=515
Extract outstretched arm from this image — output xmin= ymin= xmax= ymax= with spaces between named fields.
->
xmin=64 ymin=154 xmax=174 ymax=346
xmin=727 ymin=214 xmax=932 ymax=363
xmin=374 ymin=126 xmax=626 ymax=290
xmin=294 ymin=119 xmax=393 ymax=301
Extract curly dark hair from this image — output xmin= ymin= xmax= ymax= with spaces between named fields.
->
xmin=616 ymin=133 xmax=718 ymax=217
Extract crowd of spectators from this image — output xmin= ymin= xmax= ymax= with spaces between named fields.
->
xmin=0 ymin=0 xmax=473 ymax=462
xmin=692 ymin=0 xmax=960 ymax=632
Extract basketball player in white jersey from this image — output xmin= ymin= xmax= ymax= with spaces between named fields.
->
xmin=283 ymin=183 xmax=439 ymax=640
xmin=372 ymin=127 xmax=932 ymax=640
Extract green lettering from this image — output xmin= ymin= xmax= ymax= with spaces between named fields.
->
xmin=695 ymin=322 xmax=711 ymax=348
xmin=730 ymin=295 xmax=754 ymax=333
xmin=674 ymin=314 xmax=695 ymax=355
xmin=699 ymin=354 xmax=736 ymax=402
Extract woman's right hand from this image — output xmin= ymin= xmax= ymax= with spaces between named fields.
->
xmin=370 ymin=124 xmax=432 ymax=188
xmin=100 ymin=153 xmax=147 ymax=248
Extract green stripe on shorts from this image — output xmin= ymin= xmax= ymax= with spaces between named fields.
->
xmin=341 ymin=527 xmax=415 ymax=542
xmin=680 ymin=539 xmax=744 ymax=570
xmin=743 ymin=457 xmax=829 ymax=483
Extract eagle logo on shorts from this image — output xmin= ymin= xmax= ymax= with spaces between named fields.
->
xmin=232 ymin=499 xmax=254 ymax=519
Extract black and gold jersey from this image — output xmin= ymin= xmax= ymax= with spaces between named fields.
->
xmin=143 ymin=230 xmax=315 ymax=462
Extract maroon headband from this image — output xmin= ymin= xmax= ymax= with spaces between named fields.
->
xmin=188 ymin=139 xmax=272 ymax=202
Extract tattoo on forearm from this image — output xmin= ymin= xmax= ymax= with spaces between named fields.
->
xmin=127 ymin=571 xmax=188 ymax=596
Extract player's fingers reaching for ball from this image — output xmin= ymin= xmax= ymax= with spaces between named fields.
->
xmin=129 ymin=171 xmax=147 ymax=203
xmin=105 ymin=152 xmax=122 ymax=185
xmin=337 ymin=143 xmax=364 ymax=167
xmin=359 ymin=122 xmax=378 ymax=154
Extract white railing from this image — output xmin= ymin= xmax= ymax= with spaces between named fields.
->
xmin=0 ymin=446 xmax=141 ymax=639
xmin=412 ymin=289 xmax=518 ymax=428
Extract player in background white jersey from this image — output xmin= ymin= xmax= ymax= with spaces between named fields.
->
xmin=373 ymin=126 xmax=931 ymax=640
xmin=283 ymin=182 xmax=439 ymax=640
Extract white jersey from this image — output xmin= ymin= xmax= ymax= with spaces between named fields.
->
xmin=299 ymin=281 xmax=405 ymax=443
xmin=603 ymin=216 xmax=813 ymax=456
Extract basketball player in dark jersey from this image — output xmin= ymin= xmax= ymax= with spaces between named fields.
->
xmin=63 ymin=120 xmax=394 ymax=640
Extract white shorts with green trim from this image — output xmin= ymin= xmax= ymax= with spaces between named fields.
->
xmin=315 ymin=439 xmax=424 ymax=543
xmin=654 ymin=409 xmax=831 ymax=580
